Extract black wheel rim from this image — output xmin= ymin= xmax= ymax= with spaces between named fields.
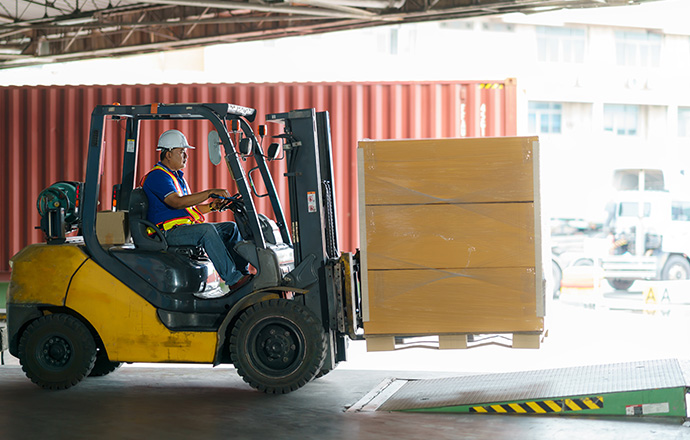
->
xmin=247 ymin=317 xmax=306 ymax=377
xmin=37 ymin=335 xmax=72 ymax=369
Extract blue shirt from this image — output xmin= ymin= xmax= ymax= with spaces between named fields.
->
xmin=142 ymin=162 xmax=193 ymax=226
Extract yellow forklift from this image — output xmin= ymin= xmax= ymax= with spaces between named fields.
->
xmin=7 ymin=103 xmax=360 ymax=393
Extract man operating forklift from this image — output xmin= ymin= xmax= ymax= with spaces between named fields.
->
xmin=142 ymin=129 xmax=252 ymax=294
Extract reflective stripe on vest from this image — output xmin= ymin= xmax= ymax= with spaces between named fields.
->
xmin=145 ymin=165 xmax=206 ymax=230
xmin=157 ymin=217 xmax=194 ymax=231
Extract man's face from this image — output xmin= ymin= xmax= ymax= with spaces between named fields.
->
xmin=166 ymin=148 xmax=188 ymax=171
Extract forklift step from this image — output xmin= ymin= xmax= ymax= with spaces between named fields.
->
xmin=349 ymin=359 xmax=689 ymax=417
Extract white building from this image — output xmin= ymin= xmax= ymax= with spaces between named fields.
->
xmin=207 ymin=0 xmax=690 ymax=222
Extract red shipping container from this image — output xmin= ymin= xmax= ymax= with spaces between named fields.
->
xmin=0 ymin=79 xmax=516 ymax=273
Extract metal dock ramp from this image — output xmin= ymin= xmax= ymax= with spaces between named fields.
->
xmin=350 ymin=359 xmax=689 ymax=417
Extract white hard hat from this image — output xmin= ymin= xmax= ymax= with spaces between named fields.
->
xmin=157 ymin=129 xmax=195 ymax=151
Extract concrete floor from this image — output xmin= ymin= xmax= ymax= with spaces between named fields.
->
xmin=0 ymin=362 xmax=688 ymax=440
xmin=3 ymin=294 xmax=690 ymax=439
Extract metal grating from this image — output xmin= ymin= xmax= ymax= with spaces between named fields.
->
xmin=377 ymin=359 xmax=688 ymax=412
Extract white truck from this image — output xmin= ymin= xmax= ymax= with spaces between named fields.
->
xmin=602 ymin=168 xmax=690 ymax=291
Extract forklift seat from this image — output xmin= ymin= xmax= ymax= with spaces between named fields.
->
xmin=129 ymin=188 xmax=204 ymax=258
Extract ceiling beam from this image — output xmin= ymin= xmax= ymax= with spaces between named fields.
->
xmin=138 ymin=0 xmax=384 ymax=20
xmin=0 ymin=0 xmax=663 ymax=69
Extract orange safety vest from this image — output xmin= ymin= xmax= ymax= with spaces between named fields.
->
xmin=143 ymin=165 xmax=205 ymax=232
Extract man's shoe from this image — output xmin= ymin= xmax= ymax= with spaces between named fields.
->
xmin=228 ymin=274 xmax=252 ymax=291
xmin=194 ymin=284 xmax=228 ymax=299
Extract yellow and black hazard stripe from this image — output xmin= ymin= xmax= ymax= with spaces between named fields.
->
xmin=470 ymin=397 xmax=603 ymax=414
xmin=479 ymin=83 xmax=504 ymax=90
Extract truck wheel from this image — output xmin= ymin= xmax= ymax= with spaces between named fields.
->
xmin=662 ymin=256 xmax=690 ymax=280
xmin=18 ymin=314 xmax=97 ymax=390
xmin=229 ymin=299 xmax=327 ymax=394
xmin=88 ymin=347 xmax=123 ymax=377
xmin=607 ymin=279 xmax=634 ymax=291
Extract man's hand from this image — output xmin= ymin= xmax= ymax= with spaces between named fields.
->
xmin=208 ymin=193 xmax=240 ymax=212
xmin=164 ymin=188 xmax=230 ymax=210
xmin=206 ymin=188 xmax=230 ymax=199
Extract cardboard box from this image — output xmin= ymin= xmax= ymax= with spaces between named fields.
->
xmin=357 ymin=136 xmax=545 ymax=337
xmin=96 ymin=211 xmax=130 ymax=246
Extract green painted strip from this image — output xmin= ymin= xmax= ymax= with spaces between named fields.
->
xmin=402 ymin=388 xmax=687 ymax=417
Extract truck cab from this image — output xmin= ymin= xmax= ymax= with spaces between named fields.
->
xmin=603 ymin=168 xmax=690 ymax=290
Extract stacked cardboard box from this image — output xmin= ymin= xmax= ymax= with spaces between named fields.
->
xmin=357 ymin=137 xmax=544 ymax=346
xmin=96 ymin=211 xmax=130 ymax=246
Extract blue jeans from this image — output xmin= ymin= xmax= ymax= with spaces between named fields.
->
xmin=164 ymin=222 xmax=248 ymax=284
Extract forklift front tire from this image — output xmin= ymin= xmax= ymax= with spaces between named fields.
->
xmin=88 ymin=346 xmax=123 ymax=377
xmin=313 ymin=368 xmax=331 ymax=379
xmin=18 ymin=314 xmax=97 ymax=390
xmin=229 ymin=299 xmax=327 ymax=394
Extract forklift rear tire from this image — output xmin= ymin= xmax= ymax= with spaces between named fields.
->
xmin=18 ymin=314 xmax=97 ymax=390
xmin=229 ymin=299 xmax=327 ymax=394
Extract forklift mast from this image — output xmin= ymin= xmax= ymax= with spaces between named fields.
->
xmin=267 ymin=109 xmax=348 ymax=370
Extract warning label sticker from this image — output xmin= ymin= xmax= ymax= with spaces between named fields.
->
xmin=625 ymin=402 xmax=670 ymax=416
xmin=307 ymin=191 xmax=317 ymax=213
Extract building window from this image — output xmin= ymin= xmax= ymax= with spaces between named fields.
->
xmin=390 ymin=27 xmax=398 ymax=55
xmin=482 ymin=22 xmax=515 ymax=32
xmin=440 ymin=20 xmax=474 ymax=31
xmin=528 ymin=102 xmax=562 ymax=134
xmin=619 ymin=202 xmax=651 ymax=218
xmin=536 ymin=26 xmax=585 ymax=63
xmin=604 ymin=104 xmax=639 ymax=136
xmin=672 ymin=201 xmax=690 ymax=221
xmin=615 ymin=31 xmax=662 ymax=67
xmin=679 ymin=107 xmax=690 ymax=137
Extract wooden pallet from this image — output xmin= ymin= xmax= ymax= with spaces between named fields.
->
xmin=365 ymin=333 xmax=542 ymax=352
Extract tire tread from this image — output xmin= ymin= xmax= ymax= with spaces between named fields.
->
xmin=229 ymin=299 xmax=327 ymax=394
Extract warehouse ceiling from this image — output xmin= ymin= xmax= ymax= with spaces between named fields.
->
xmin=0 ymin=0 xmax=660 ymax=68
